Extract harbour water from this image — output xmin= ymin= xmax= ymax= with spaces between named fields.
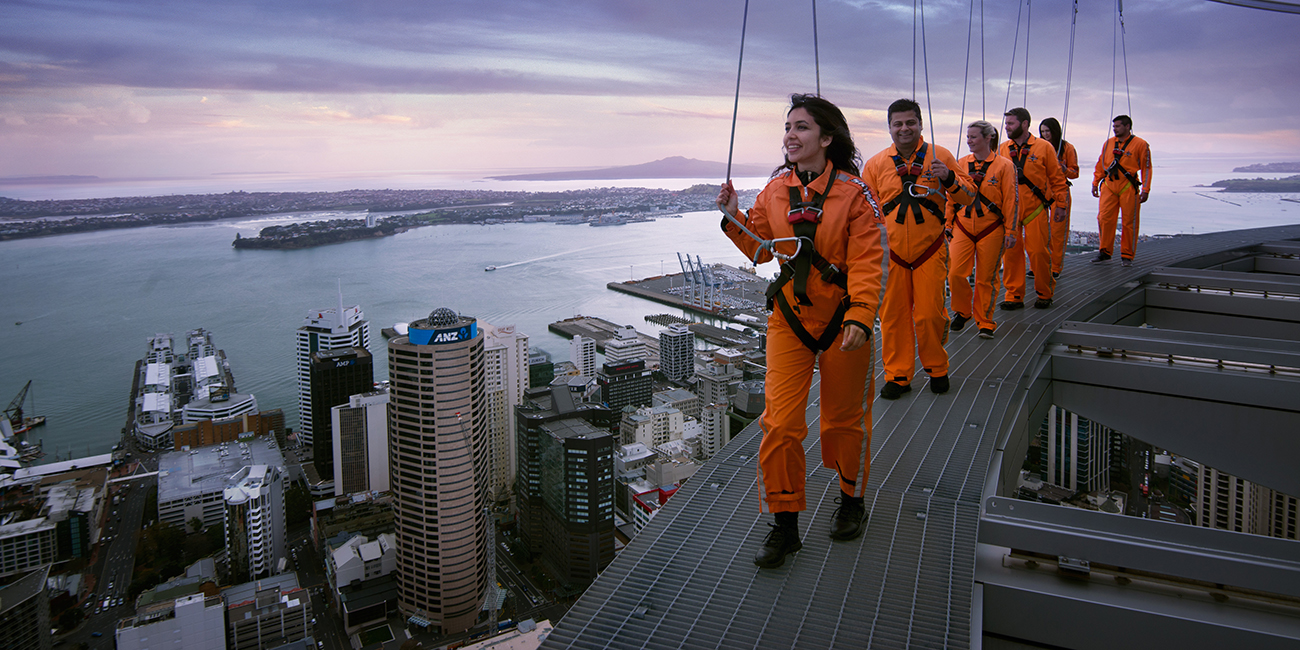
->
xmin=1 ymin=155 xmax=1296 ymax=463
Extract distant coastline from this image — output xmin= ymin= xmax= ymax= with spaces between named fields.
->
xmin=1231 ymin=162 xmax=1300 ymax=174
xmin=1209 ymin=175 xmax=1300 ymax=193
xmin=488 ymin=156 xmax=773 ymax=181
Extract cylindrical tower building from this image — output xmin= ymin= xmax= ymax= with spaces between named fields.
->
xmin=388 ymin=307 xmax=487 ymax=634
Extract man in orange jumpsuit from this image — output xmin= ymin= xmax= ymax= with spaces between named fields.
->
xmin=999 ymin=107 xmax=1069 ymax=309
xmin=947 ymin=120 xmax=1018 ymax=339
xmin=1039 ymin=117 xmax=1079 ymax=278
xmin=718 ymin=95 xmax=885 ymax=567
xmin=863 ymin=99 xmax=976 ymax=399
xmin=1092 ymin=115 xmax=1151 ymax=267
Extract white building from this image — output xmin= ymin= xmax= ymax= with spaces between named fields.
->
xmin=181 ymin=393 xmax=258 ymax=425
xmin=483 ymin=322 xmax=530 ymax=504
xmin=115 ymin=593 xmax=227 ymax=650
xmin=659 ymin=324 xmax=695 ymax=381
xmin=223 ymin=464 xmax=286 ymax=583
xmin=699 ymin=404 xmax=729 ymax=461
xmin=157 ymin=436 xmax=287 ymax=532
xmin=331 ymin=388 xmax=390 ymax=497
xmin=603 ymin=326 xmax=647 ymax=365
xmin=1189 ymin=460 xmax=1296 ymax=539
xmin=296 ymin=299 xmax=370 ymax=447
xmin=570 ymin=335 xmax=597 ymax=378
xmin=619 ymin=405 xmax=684 ymax=448
xmin=329 ymin=533 xmax=397 ymax=588
xmin=0 ymin=518 xmax=57 ymax=579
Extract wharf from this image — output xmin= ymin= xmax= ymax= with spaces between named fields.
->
xmin=607 ymin=263 xmax=769 ymax=326
xmin=548 ymin=316 xmax=661 ymax=364
xmin=686 ymin=323 xmax=760 ymax=351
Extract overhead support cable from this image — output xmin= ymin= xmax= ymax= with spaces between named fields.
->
xmin=725 ymin=0 xmax=750 ymax=182
xmin=958 ymin=0 xmax=976 ymax=152
xmin=919 ymin=0 xmax=936 ymax=145
xmin=1061 ymin=0 xmax=1079 ymax=145
xmin=1003 ymin=0 xmax=1025 ymax=115
xmin=812 ymin=0 xmax=821 ymax=96
xmin=1023 ymin=0 xmax=1032 ymax=107
xmin=1119 ymin=0 xmax=1132 ymax=115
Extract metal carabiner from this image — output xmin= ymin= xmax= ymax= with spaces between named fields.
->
xmin=907 ymin=182 xmax=944 ymax=199
xmin=721 ymin=208 xmax=802 ymax=265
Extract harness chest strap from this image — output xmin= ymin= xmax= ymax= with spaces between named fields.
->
xmin=1009 ymin=142 xmax=1054 ymax=217
xmin=962 ymin=161 xmax=1004 ymax=221
xmin=880 ymin=142 xmax=944 ymax=225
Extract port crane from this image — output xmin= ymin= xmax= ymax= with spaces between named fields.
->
xmin=4 ymin=381 xmax=46 ymax=436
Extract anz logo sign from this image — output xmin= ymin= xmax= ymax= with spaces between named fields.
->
xmin=409 ymin=322 xmax=477 ymax=346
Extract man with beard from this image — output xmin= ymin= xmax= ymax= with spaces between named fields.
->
xmin=1092 ymin=115 xmax=1152 ymax=266
xmin=998 ymin=107 xmax=1069 ymax=309
xmin=863 ymin=99 xmax=976 ymax=399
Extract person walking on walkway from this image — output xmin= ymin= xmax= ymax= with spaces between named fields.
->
xmin=1092 ymin=115 xmax=1152 ymax=267
xmin=717 ymin=94 xmax=886 ymax=569
xmin=863 ymin=98 xmax=976 ymax=400
xmin=947 ymin=121 xmax=1018 ymax=339
xmin=999 ymin=107 xmax=1069 ymax=309
xmin=1039 ymin=117 xmax=1079 ymax=278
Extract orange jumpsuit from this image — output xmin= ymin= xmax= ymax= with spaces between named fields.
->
xmin=863 ymin=138 xmax=976 ymax=387
xmin=1049 ymin=140 xmax=1079 ymax=274
xmin=723 ymin=166 xmax=885 ymax=513
xmin=999 ymin=135 xmax=1069 ymax=303
xmin=946 ymin=152 xmax=1018 ymax=333
xmin=1093 ymin=134 xmax=1152 ymax=261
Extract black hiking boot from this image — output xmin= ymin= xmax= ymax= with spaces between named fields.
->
xmin=829 ymin=493 xmax=867 ymax=541
xmin=950 ymin=313 xmax=970 ymax=331
xmin=929 ymin=375 xmax=950 ymax=394
xmin=753 ymin=520 xmax=802 ymax=568
xmin=879 ymin=381 xmax=911 ymax=400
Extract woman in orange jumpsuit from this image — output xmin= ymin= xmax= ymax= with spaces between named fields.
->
xmin=717 ymin=94 xmax=885 ymax=569
xmin=1039 ymin=118 xmax=1079 ymax=278
xmin=946 ymin=120 xmax=1018 ymax=339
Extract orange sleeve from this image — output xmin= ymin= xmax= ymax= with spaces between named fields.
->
xmin=1040 ymin=141 xmax=1070 ymax=207
xmin=722 ymin=182 xmax=778 ymax=264
xmin=1062 ymin=142 xmax=1080 ymax=180
xmin=1139 ymin=139 xmax=1152 ymax=191
xmin=996 ymin=158 xmax=1019 ymax=230
xmin=938 ymin=146 xmax=977 ymax=208
xmin=1092 ymin=138 xmax=1111 ymax=188
xmin=843 ymin=182 xmax=886 ymax=328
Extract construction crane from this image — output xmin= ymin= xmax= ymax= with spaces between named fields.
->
xmin=4 ymin=381 xmax=46 ymax=436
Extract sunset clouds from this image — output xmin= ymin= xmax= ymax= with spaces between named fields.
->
xmin=1 ymin=0 xmax=1297 ymax=183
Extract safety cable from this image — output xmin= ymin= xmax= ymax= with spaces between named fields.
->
xmin=1061 ymin=0 xmax=1078 ymax=148
xmin=980 ymin=0 xmax=986 ymax=119
xmin=919 ymin=0 xmax=936 ymax=146
xmin=812 ymin=0 xmax=821 ymax=96
xmin=719 ymin=0 xmax=805 ymax=265
xmin=1110 ymin=0 xmax=1117 ymax=121
xmin=1023 ymin=0 xmax=1031 ymax=107
xmin=957 ymin=0 xmax=975 ymax=153
xmin=1003 ymin=0 xmax=1025 ymax=115
xmin=912 ymin=0 xmax=919 ymax=98
xmin=1119 ymin=0 xmax=1132 ymax=115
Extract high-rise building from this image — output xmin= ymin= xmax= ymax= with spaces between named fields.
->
xmin=223 ymin=573 xmax=312 ymax=650
xmin=515 ymin=385 xmax=615 ymax=588
xmin=0 ymin=565 xmax=51 ymax=650
xmin=310 ymin=347 xmax=374 ymax=480
xmin=1038 ymin=406 xmax=1111 ymax=494
xmin=332 ymin=387 xmax=390 ymax=497
xmin=223 ymin=464 xmax=286 ymax=584
xmin=388 ymin=308 xmax=487 ymax=634
xmin=659 ymin=324 xmax=695 ymax=381
xmin=603 ymin=325 xmax=647 ymax=365
xmin=529 ymin=349 xmax=554 ymax=390
xmin=483 ymin=323 xmax=529 ymax=504
xmin=619 ymin=405 xmax=684 ymax=448
xmin=597 ymin=360 xmax=653 ymax=414
xmin=116 ymin=592 xmax=226 ymax=650
xmin=296 ymin=299 xmax=370 ymax=447
xmin=570 ymin=335 xmax=597 ymax=377
xmin=695 ymin=353 xmax=743 ymax=407
xmin=699 ymin=403 xmax=730 ymax=460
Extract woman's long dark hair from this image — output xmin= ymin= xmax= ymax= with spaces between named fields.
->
xmin=1039 ymin=117 xmax=1065 ymax=154
xmin=774 ymin=94 xmax=862 ymax=178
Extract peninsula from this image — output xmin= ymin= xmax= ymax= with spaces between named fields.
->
xmin=1210 ymin=175 xmax=1300 ymax=192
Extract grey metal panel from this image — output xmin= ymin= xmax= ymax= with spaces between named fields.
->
xmin=1049 ymin=358 xmax=1300 ymax=496
xmin=1256 ymin=255 xmax=1300 ymax=275
xmin=980 ymin=498 xmax=1300 ymax=597
xmin=976 ymin=543 xmax=1300 ymax=650
xmin=1144 ymin=288 xmax=1300 ymax=340
xmin=1257 ymin=242 xmax=1300 ymax=256
xmin=1146 ymin=266 xmax=1300 ymax=293
xmin=1049 ymin=320 xmax=1300 ymax=367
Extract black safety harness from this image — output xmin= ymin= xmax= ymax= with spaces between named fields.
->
xmin=1104 ymin=135 xmax=1142 ymax=193
xmin=879 ymin=142 xmax=944 ymax=226
xmin=1008 ymin=140 xmax=1054 ymax=225
xmin=954 ymin=160 xmax=1005 ymax=243
xmin=763 ymin=171 xmax=851 ymax=352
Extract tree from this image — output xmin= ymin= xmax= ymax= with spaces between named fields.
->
xmin=57 ymin=607 xmax=84 ymax=631
xmin=285 ymin=481 xmax=312 ymax=527
xmin=189 ymin=517 xmax=204 ymax=534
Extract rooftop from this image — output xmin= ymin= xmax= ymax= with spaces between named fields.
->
xmin=158 ymin=435 xmax=285 ymax=503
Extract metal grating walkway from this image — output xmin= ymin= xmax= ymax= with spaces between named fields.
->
xmin=543 ymin=223 xmax=1300 ymax=649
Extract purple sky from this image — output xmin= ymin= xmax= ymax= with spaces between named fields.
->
xmin=1 ymin=0 xmax=1297 ymax=181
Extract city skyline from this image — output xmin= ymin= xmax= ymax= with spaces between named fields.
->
xmin=2 ymin=0 xmax=1298 ymax=185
